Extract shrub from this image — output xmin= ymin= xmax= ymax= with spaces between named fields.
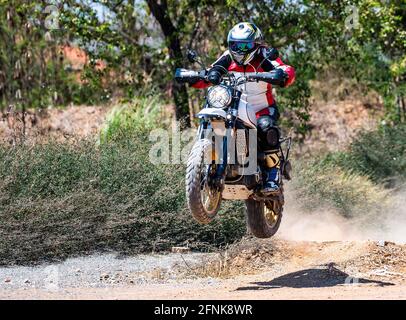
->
xmin=100 ymin=95 xmax=164 ymax=143
xmin=292 ymin=158 xmax=389 ymax=218
xmin=291 ymin=124 xmax=406 ymax=219
xmin=345 ymin=124 xmax=406 ymax=185
xmin=0 ymin=135 xmax=245 ymax=266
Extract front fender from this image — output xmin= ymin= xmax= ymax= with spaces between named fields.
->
xmin=197 ymin=108 xmax=227 ymax=120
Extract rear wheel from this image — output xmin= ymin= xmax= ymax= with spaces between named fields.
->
xmin=186 ymin=139 xmax=222 ymax=224
xmin=245 ymin=197 xmax=283 ymax=238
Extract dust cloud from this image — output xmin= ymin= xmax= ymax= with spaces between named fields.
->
xmin=278 ymin=187 xmax=406 ymax=244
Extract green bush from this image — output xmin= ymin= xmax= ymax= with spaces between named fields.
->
xmin=292 ymin=124 xmax=406 ymax=218
xmin=292 ymin=158 xmax=388 ymax=218
xmin=0 ymin=135 xmax=245 ymax=266
xmin=316 ymin=124 xmax=406 ymax=188
xmin=100 ymin=95 xmax=164 ymax=143
xmin=344 ymin=124 xmax=406 ymax=185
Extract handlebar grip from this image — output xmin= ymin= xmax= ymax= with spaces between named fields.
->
xmin=175 ymin=68 xmax=205 ymax=83
xmin=249 ymin=70 xmax=287 ymax=86
xmin=249 ymin=73 xmax=275 ymax=84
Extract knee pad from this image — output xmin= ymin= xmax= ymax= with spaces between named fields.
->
xmin=257 ymin=116 xmax=280 ymax=148
xmin=266 ymin=127 xmax=280 ymax=148
xmin=257 ymin=116 xmax=275 ymax=132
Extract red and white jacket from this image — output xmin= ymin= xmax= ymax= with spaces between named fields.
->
xmin=192 ymin=46 xmax=295 ymax=118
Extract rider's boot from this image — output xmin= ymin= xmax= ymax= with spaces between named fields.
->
xmin=261 ymin=152 xmax=281 ymax=194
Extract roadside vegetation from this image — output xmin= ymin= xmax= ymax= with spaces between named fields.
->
xmin=293 ymin=123 xmax=406 ymax=219
xmin=0 ymin=1 xmax=404 ymax=265
xmin=1 ymin=93 xmax=405 ymax=265
xmin=0 ymin=95 xmax=249 ymax=266
xmin=0 ymin=135 xmax=246 ymax=266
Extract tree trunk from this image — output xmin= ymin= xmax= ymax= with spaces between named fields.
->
xmin=146 ymin=0 xmax=190 ymax=126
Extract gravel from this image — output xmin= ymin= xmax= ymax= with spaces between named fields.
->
xmin=0 ymin=252 xmax=209 ymax=290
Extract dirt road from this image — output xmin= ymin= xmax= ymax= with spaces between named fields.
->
xmin=1 ymin=239 xmax=405 ymax=300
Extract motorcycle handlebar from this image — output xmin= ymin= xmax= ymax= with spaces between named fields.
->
xmin=175 ymin=68 xmax=281 ymax=86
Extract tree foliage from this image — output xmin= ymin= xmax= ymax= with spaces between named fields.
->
xmin=0 ymin=0 xmax=405 ymax=131
xmin=0 ymin=2 xmax=72 ymax=111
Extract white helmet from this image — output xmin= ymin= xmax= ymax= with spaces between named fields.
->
xmin=227 ymin=22 xmax=263 ymax=65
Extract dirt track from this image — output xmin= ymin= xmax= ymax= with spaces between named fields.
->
xmin=0 ymin=104 xmax=404 ymax=300
xmin=1 ymin=239 xmax=405 ymax=300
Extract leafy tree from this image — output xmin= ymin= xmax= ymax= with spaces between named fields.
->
xmin=1 ymin=0 xmax=404 ymax=134
xmin=0 ymin=1 xmax=81 ymax=137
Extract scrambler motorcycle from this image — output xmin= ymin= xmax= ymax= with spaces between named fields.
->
xmin=175 ymin=50 xmax=292 ymax=238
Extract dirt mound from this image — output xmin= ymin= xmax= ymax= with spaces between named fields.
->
xmin=188 ymin=238 xmax=291 ymax=278
xmin=342 ymin=241 xmax=406 ymax=280
xmin=185 ymin=238 xmax=406 ymax=285
xmin=299 ymin=98 xmax=383 ymax=154
xmin=0 ymin=106 xmax=108 ymax=145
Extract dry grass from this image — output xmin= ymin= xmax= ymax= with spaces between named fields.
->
xmin=292 ymin=160 xmax=389 ymax=219
xmin=0 ymin=137 xmax=246 ymax=266
xmin=178 ymin=237 xmax=291 ymax=279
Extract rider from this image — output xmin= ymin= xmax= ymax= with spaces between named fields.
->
xmin=189 ymin=22 xmax=295 ymax=194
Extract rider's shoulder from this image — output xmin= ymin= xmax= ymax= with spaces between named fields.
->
xmin=217 ymin=49 xmax=231 ymax=60
xmin=212 ymin=50 xmax=232 ymax=66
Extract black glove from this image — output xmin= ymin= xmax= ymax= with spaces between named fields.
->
xmin=269 ymin=68 xmax=288 ymax=87
xmin=207 ymin=68 xmax=222 ymax=85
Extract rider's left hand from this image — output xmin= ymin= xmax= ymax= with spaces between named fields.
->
xmin=269 ymin=68 xmax=288 ymax=86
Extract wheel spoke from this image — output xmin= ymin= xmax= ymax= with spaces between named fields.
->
xmin=264 ymin=201 xmax=279 ymax=227
xmin=204 ymin=195 xmax=211 ymax=208
xmin=200 ymin=180 xmax=220 ymax=214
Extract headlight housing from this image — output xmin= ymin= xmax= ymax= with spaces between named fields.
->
xmin=207 ymin=85 xmax=232 ymax=108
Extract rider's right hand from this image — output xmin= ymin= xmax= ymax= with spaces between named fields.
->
xmin=207 ymin=68 xmax=222 ymax=85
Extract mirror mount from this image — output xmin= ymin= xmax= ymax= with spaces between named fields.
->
xmin=186 ymin=49 xmax=206 ymax=69
xmin=266 ymin=47 xmax=279 ymax=61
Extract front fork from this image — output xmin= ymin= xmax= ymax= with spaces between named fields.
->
xmin=197 ymin=91 xmax=241 ymax=190
xmin=214 ymin=90 xmax=241 ymax=185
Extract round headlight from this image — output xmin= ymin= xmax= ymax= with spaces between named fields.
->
xmin=207 ymin=85 xmax=232 ymax=108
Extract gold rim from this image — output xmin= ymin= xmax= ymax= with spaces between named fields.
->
xmin=264 ymin=201 xmax=280 ymax=228
xmin=200 ymin=181 xmax=221 ymax=214
xmin=200 ymin=165 xmax=221 ymax=215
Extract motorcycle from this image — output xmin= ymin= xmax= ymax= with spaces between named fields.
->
xmin=175 ymin=49 xmax=292 ymax=238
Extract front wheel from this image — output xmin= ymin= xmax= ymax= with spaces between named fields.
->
xmin=186 ymin=139 xmax=222 ymax=224
xmin=245 ymin=198 xmax=283 ymax=238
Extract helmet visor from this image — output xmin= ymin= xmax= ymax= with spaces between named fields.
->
xmin=229 ymin=41 xmax=256 ymax=54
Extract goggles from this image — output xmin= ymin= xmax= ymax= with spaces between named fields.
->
xmin=229 ymin=41 xmax=256 ymax=54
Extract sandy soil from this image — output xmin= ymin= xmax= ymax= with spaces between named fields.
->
xmin=298 ymin=99 xmax=382 ymax=154
xmin=0 ymin=105 xmax=108 ymax=144
xmin=1 ymin=240 xmax=405 ymax=300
